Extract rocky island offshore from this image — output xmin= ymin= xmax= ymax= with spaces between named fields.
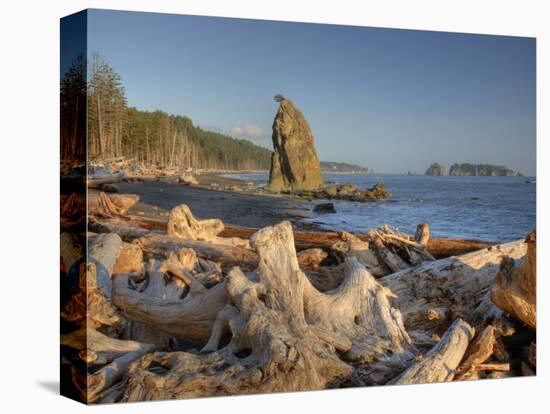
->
xmin=268 ymin=95 xmax=388 ymax=201
xmin=425 ymin=162 xmax=522 ymax=176
xmin=449 ymin=163 xmax=522 ymax=176
xmin=425 ymin=163 xmax=447 ymax=176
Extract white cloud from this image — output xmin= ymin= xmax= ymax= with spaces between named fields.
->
xmin=230 ymin=123 xmax=267 ymax=141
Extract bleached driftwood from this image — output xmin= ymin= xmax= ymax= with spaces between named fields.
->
xmin=415 ymin=223 xmax=430 ymax=247
xmin=87 ymin=172 xmax=124 ymax=189
xmin=297 ymin=247 xmax=328 ymax=269
xmin=90 ymin=192 xmax=139 ymax=218
xmin=113 ymin=242 xmax=144 ymax=278
xmin=88 ymin=233 xmax=123 ymax=299
xmin=167 ymin=204 xmax=224 ymax=241
xmin=455 ymin=325 xmax=496 ymax=381
xmin=117 ymin=221 xmax=412 ymax=402
xmin=61 ymin=326 xmax=155 ymax=403
xmin=381 ymin=240 xmax=527 ymax=332
xmin=393 ymin=318 xmax=475 ymax=384
xmin=167 ymin=204 xmax=250 ymax=248
xmin=90 ymin=213 xmax=495 ymax=258
xmin=335 ymin=231 xmax=388 ymax=277
xmin=112 ymin=272 xmax=227 ymax=343
xmin=60 ymin=327 xmax=153 ymax=403
xmin=61 ymin=263 xmax=125 ymax=332
xmin=136 ymin=234 xmax=258 ymax=272
xmin=368 ymin=229 xmax=410 ymax=273
xmin=61 ymin=327 xmax=154 ymax=369
xmin=304 ymin=264 xmax=346 ymax=292
xmin=157 ymin=252 xmax=207 ymax=295
xmin=491 ymin=231 xmax=536 ymax=329
xmin=88 ymin=220 xmax=152 ymax=242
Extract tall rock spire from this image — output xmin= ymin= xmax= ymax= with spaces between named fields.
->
xmin=268 ymin=98 xmax=324 ymax=192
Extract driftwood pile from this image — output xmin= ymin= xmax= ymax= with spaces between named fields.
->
xmin=60 ymin=191 xmax=537 ymax=403
xmin=86 ymin=157 xmax=200 ymax=192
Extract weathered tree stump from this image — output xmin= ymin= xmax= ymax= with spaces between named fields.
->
xmin=115 ymin=221 xmax=412 ymax=402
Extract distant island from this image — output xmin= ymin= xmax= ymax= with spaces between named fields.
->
xmin=425 ymin=162 xmax=522 ymax=176
xmin=425 ymin=163 xmax=447 ymax=176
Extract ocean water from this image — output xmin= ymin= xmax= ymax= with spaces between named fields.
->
xmin=223 ymin=173 xmax=536 ymax=242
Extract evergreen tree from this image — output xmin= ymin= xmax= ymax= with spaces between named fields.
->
xmin=63 ymin=53 xmax=273 ymax=170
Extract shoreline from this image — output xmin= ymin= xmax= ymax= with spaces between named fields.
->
xmin=87 ymin=171 xmax=534 ymax=242
xmin=114 ymin=174 xmax=322 ymax=231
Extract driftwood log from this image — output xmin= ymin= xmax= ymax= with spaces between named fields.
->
xmin=393 ymin=318 xmax=475 ymax=384
xmin=455 ymin=325 xmax=497 ymax=381
xmin=380 ymin=240 xmax=528 ymax=332
xmin=167 ymin=204 xmax=250 ymax=248
xmin=167 ymin=204 xmax=224 ymax=241
xmin=61 ymin=327 xmax=155 ymax=402
xmin=334 ymin=231 xmax=388 ymax=277
xmin=68 ymin=193 xmax=535 ymax=402
xmin=135 ymin=234 xmax=258 ymax=272
xmin=114 ymin=221 xmax=413 ymax=402
xmin=491 ymin=231 xmax=536 ymax=329
xmin=89 ymin=192 xmax=139 ymax=218
xmin=113 ymin=274 xmax=227 ymax=344
xmin=62 ymin=262 xmax=125 ymax=332
xmin=88 ymin=233 xmax=123 ymax=299
xmin=220 ymin=224 xmax=494 ymax=259
xmin=88 ymin=212 xmax=495 ymax=258
xmin=88 ymin=220 xmax=153 ymax=242
xmin=87 ymin=172 xmax=124 ymax=189
xmin=113 ymin=242 xmax=144 ymax=277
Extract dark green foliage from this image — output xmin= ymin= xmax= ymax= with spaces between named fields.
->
xmin=60 ymin=55 xmax=87 ymax=161
xmin=425 ymin=162 xmax=447 ymax=176
xmin=75 ymin=53 xmax=272 ymax=171
xmin=449 ymin=163 xmax=520 ymax=176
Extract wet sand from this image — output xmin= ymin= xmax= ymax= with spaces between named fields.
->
xmin=115 ymin=174 xmax=321 ymax=230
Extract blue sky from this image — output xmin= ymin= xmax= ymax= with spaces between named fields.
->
xmin=87 ymin=9 xmax=536 ymax=175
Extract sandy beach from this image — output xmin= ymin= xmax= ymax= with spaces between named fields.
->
xmin=114 ymin=173 xmax=321 ymax=230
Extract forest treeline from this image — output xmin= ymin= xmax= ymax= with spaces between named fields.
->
xmin=61 ymin=54 xmax=272 ymax=171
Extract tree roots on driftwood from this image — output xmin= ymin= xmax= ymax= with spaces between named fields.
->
xmin=114 ymin=221 xmax=413 ymax=402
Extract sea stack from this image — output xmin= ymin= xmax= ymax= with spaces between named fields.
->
xmin=268 ymin=96 xmax=324 ymax=192
xmin=425 ymin=163 xmax=447 ymax=176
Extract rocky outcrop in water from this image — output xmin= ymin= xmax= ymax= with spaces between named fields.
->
xmin=313 ymin=203 xmax=336 ymax=214
xmin=268 ymin=98 xmax=324 ymax=192
xmin=449 ymin=163 xmax=521 ymax=177
xmin=425 ymin=163 xmax=447 ymax=176
xmin=288 ymin=182 xmax=389 ymax=202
